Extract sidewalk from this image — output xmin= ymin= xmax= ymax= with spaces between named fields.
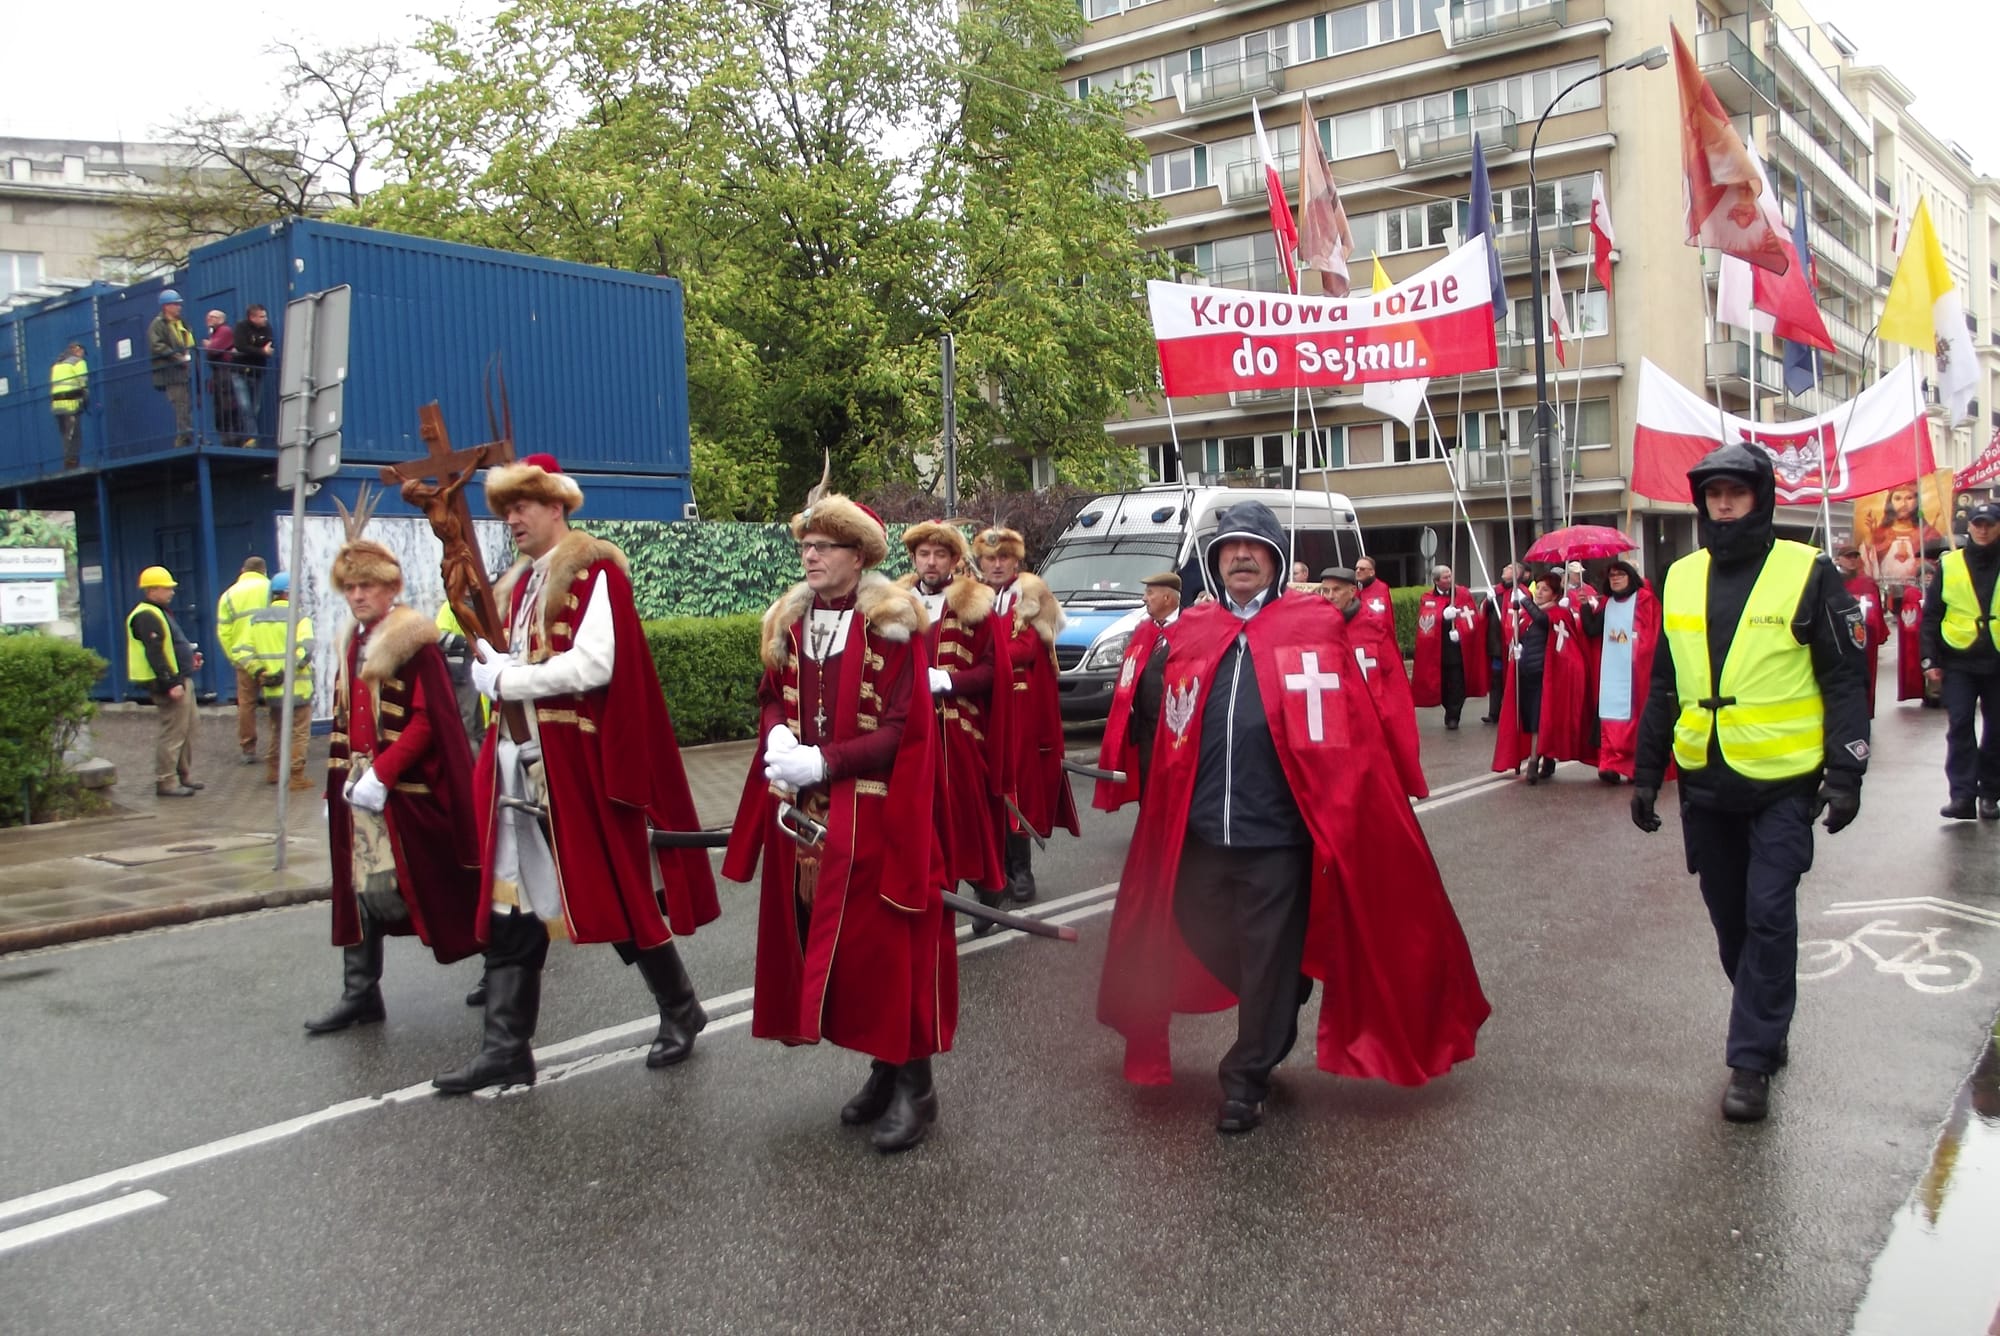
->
xmin=0 ymin=703 xmax=758 ymax=955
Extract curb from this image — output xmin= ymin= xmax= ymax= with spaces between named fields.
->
xmin=0 ymin=883 xmax=330 ymax=957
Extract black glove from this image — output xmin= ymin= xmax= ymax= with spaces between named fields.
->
xmin=1630 ymin=786 xmax=1661 ymax=833
xmin=1813 ymin=781 xmax=1860 ymax=834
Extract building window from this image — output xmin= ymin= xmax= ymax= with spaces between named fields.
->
xmin=0 ymin=251 xmax=44 ymax=298
xmin=1148 ymin=145 xmax=1208 ymax=196
xmin=1144 ymin=442 xmax=1182 ymax=483
xmin=1345 ymin=422 xmax=1389 ymax=467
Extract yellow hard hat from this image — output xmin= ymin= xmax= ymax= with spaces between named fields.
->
xmin=138 ymin=565 xmax=177 ymax=590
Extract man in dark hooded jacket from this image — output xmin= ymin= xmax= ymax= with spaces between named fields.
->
xmin=1632 ymin=443 xmax=1868 ymax=1124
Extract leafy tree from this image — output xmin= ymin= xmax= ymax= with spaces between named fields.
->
xmin=358 ymin=0 xmax=1164 ymax=519
xmin=107 ymin=41 xmax=405 ymax=271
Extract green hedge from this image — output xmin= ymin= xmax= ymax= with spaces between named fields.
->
xmin=585 ymin=520 xmax=912 ymax=621
xmin=1389 ymin=585 xmax=1425 ymax=658
xmin=0 ymin=633 xmax=104 ymax=825
xmin=645 ymin=614 xmax=766 ymax=745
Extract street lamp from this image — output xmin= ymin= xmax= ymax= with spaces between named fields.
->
xmin=1525 ymin=44 xmax=1669 ymax=537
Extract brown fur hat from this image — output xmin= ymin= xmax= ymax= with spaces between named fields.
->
xmin=330 ymin=540 xmax=401 ymax=589
xmin=900 ymin=520 xmax=968 ymax=564
xmin=791 ymin=493 xmax=890 ymax=569
xmin=971 ymin=526 xmax=1025 ymax=562
xmin=485 ymin=452 xmax=585 ymax=517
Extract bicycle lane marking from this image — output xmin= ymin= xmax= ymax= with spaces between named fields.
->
xmin=1799 ymin=898 xmax=1997 ymax=995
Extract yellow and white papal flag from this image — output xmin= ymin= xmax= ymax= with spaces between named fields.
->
xmin=1881 ymin=198 xmax=1976 ymax=425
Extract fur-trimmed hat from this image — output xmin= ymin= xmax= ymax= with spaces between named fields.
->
xmin=971 ymin=526 xmax=1025 ymax=563
xmin=485 ymin=452 xmax=585 ymax=517
xmin=792 ymin=493 xmax=889 ymax=568
xmin=330 ymin=539 xmax=401 ymax=588
xmin=900 ymin=520 xmax=968 ymax=563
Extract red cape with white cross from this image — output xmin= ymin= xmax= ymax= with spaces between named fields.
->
xmin=1094 ymin=592 xmax=1488 ymax=1088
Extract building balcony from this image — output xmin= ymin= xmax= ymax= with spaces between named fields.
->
xmin=1807 ymin=219 xmax=1874 ymax=285
xmin=1392 ymin=107 xmax=1517 ymax=171
xmin=1706 ymin=338 xmax=1785 ymax=396
xmin=1696 ymin=29 xmax=1776 ymax=115
xmin=1454 ymin=446 xmax=1531 ymax=489
xmin=1491 ymin=220 xmax=1589 ymax=267
xmin=1229 ymin=386 xmax=1338 ymax=408
xmin=1444 ymin=0 xmax=1566 ymax=51
xmin=1223 ymin=153 xmax=1296 ymax=206
xmin=1175 ymin=52 xmax=1286 ymax=116
xmin=1204 ymin=258 xmax=1294 ymax=293
xmin=1824 ymin=311 xmax=1871 ymax=361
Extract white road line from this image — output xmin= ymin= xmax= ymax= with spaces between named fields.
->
xmin=0 ymin=780 xmax=1518 ymax=1231
xmin=0 ymin=1191 xmax=167 ymax=1255
xmin=1822 ymin=898 xmax=2000 ymax=929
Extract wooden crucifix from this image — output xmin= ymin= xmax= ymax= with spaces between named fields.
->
xmin=380 ymin=401 xmax=529 ymax=741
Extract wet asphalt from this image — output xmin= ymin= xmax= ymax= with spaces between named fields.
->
xmin=3 ymin=699 xmax=1998 ymax=1335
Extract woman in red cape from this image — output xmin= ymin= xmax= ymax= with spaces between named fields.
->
xmin=1584 ymin=560 xmax=1661 ymax=782
xmin=1095 ymin=591 xmax=1488 ymax=1091
xmin=1492 ymin=574 xmax=1595 ymax=781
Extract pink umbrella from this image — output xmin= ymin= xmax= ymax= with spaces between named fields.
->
xmin=1524 ymin=524 xmax=1637 ymax=563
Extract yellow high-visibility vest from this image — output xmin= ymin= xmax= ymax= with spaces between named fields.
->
xmin=1937 ymin=548 xmax=2000 ymax=652
xmin=245 ymin=605 xmax=314 ymax=702
xmin=49 ymin=357 xmax=87 ymax=414
xmin=216 ymin=571 xmax=271 ymax=666
xmin=1661 ymin=540 xmax=1824 ymax=780
xmin=126 ymin=601 xmax=179 ymax=685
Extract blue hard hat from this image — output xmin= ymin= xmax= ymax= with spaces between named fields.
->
xmin=269 ymin=572 xmax=292 ymax=594
xmin=159 ymin=289 xmax=183 ymax=305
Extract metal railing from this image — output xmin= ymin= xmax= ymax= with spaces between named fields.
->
xmin=1223 ymin=152 xmax=1298 ymax=205
xmin=1176 ymin=51 xmax=1287 ymax=115
xmin=1205 ymin=258 xmax=1294 ymax=292
xmin=1392 ymin=106 xmax=1518 ymax=170
xmin=1491 ymin=219 xmax=1589 ymax=264
xmin=1446 ymin=0 xmax=1565 ymax=47
xmin=1454 ymin=445 xmax=1532 ymax=488
xmin=1695 ymin=28 xmax=1776 ymax=112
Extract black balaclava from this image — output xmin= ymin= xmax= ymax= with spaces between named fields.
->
xmin=1686 ymin=442 xmax=1775 ymax=569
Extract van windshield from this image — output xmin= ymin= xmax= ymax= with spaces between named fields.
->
xmin=1039 ymin=538 xmax=1182 ymax=602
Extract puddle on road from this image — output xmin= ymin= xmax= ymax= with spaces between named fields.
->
xmin=1850 ymin=1012 xmax=2000 ymax=1335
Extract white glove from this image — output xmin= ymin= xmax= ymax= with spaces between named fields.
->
xmin=927 ymin=667 xmax=953 ymax=696
xmin=1512 ymin=589 xmax=1528 ymax=605
xmin=1586 ymin=597 xmax=1600 ymax=611
xmin=766 ymin=723 xmax=799 ymax=754
xmin=1441 ymin=605 xmax=1458 ymax=622
xmin=764 ymin=744 xmax=826 ymax=792
xmin=347 ymin=769 xmax=389 ymax=813
xmin=469 ymin=638 xmax=512 ymax=701
xmin=1448 ymin=629 xmax=1459 ymax=643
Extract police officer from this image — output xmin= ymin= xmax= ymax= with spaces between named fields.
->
xmin=243 ymin=572 xmax=315 ymax=791
xmin=1923 ymin=499 xmax=2000 ymax=820
xmin=127 ymin=566 xmax=204 ymax=798
xmin=1630 ymin=443 xmax=1868 ymax=1124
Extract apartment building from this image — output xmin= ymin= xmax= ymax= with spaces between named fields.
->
xmin=0 ymin=139 xmax=187 ymax=307
xmin=1068 ymin=0 xmax=1987 ymax=580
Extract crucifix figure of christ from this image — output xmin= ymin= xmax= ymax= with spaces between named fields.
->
xmin=380 ymin=401 xmax=527 ymax=740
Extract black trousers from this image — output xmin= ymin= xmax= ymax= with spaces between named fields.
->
xmin=1680 ymin=791 xmax=1815 ymax=1074
xmin=1515 ymin=667 xmax=1544 ymax=733
xmin=1440 ymin=650 xmax=1466 ymax=723
xmin=1487 ymin=660 xmax=1506 ymax=721
xmin=1941 ymin=668 xmax=2000 ymax=802
xmin=1172 ymin=837 xmax=1313 ymax=1103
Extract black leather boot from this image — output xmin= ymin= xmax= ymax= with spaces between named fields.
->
xmin=464 ymin=973 xmax=488 ymax=1008
xmin=841 ymin=1059 xmax=899 ymax=1125
xmin=432 ymin=962 xmax=541 ymax=1094
xmin=969 ymin=887 xmax=1005 ymax=938
xmin=303 ymin=913 xmax=386 ymax=1034
xmin=872 ymin=1058 xmax=938 ymax=1152
xmin=1004 ymin=833 xmax=1037 ymax=905
xmin=634 ymin=943 xmax=707 ymax=1068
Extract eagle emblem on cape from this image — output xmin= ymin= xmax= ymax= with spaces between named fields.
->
xmin=1417 ymin=612 xmax=1437 ymax=633
xmin=1163 ymin=675 xmax=1200 ymax=747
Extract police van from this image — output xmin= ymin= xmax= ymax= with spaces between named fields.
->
xmin=1041 ymin=484 xmax=1365 ymax=718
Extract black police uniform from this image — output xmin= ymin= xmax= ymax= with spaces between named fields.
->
xmin=1632 ymin=444 xmax=1868 ymax=1117
xmin=1920 ymin=521 xmax=2000 ymax=816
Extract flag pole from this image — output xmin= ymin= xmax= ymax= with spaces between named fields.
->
xmin=1566 ymin=253 xmax=1594 ymax=527
xmin=1429 ymin=398 xmax=1493 ymax=596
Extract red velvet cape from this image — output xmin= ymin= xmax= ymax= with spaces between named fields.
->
xmin=328 ymin=626 xmax=482 ymax=962
xmin=1845 ymin=573 xmax=1889 ymax=717
xmin=1347 ymin=607 xmax=1427 ymax=800
xmin=1491 ymin=602 xmax=1596 ymax=770
xmin=914 ymin=578 xmax=1010 ymax=890
xmin=1095 ymin=592 xmax=1489 ymax=1088
xmin=997 ymin=606 xmax=1081 ymax=841
xmin=1896 ymin=584 xmax=1926 ymax=701
xmin=1593 ymin=585 xmax=1661 ymax=780
xmin=723 ymin=593 xmax=957 ymax=1063
xmin=1412 ymin=588 xmax=1489 ymax=705
xmin=1093 ymin=617 xmax=1168 ymax=812
xmin=475 ymin=557 xmax=720 ymax=948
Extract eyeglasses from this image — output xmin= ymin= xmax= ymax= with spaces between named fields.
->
xmin=797 ymin=540 xmax=858 ymax=557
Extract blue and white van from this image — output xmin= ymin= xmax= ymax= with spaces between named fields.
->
xmin=1041 ymin=485 xmax=1365 ymax=718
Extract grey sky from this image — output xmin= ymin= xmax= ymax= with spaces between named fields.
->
xmin=1 ymin=0 xmax=1989 ymax=177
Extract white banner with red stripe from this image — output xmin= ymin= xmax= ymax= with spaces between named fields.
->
xmin=1148 ymin=238 xmax=1499 ymax=398
xmin=1632 ymin=356 xmax=1934 ymax=505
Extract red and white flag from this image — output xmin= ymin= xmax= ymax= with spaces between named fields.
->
xmin=1632 ymin=357 xmax=1934 ymax=505
xmin=1715 ymin=154 xmax=1834 ymax=352
xmin=1588 ymin=172 xmax=1615 ymax=292
xmin=1548 ymin=250 xmax=1573 ymax=368
xmin=1671 ymin=23 xmax=1789 ymax=275
xmin=1251 ymin=99 xmax=1300 ymax=293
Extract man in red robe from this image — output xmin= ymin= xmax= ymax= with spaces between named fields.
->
xmin=723 ymin=494 xmax=956 ymax=1153
xmin=1412 ymin=564 xmax=1488 ymax=730
xmin=1096 ymin=502 xmax=1488 ymax=1135
xmin=1492 ymin=574 xmax=1594 ymax=782
xmin=305 ymin=537 xmax=483 ymax=1034
xmin=1352 ymin=554 xmax=1395 ymax=639
xmin=1583 ymin=560 xmax=1661 ymax=783
xmin=898 ymin=520 xmax=1010 ymax=935
xmin=1837 ymin=544 xmax=1888 ymax=716
xmin=1896 ymin=562 xmax=1937 ymax=706
xmin=439 ymin=454 xmax=720 ymax=1094
xmin=1325 ymin=567 xmax=1426 ymax=799
xmin=974 ymin=525 xmax=1079 ymax=903
xmin=1095 ymin=571 xmax=1181 ymax=812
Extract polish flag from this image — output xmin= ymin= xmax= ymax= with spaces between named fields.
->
xmin=1548 ymin=249 xmax=1573 ymax=368
xmin=1252 ymin=99 xmax=1300 ymax=293
xmin=1631 ymin=357 xmax=1935 ymax=505
xmin=1588 ymin=172 xmax=1616 ymax=292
